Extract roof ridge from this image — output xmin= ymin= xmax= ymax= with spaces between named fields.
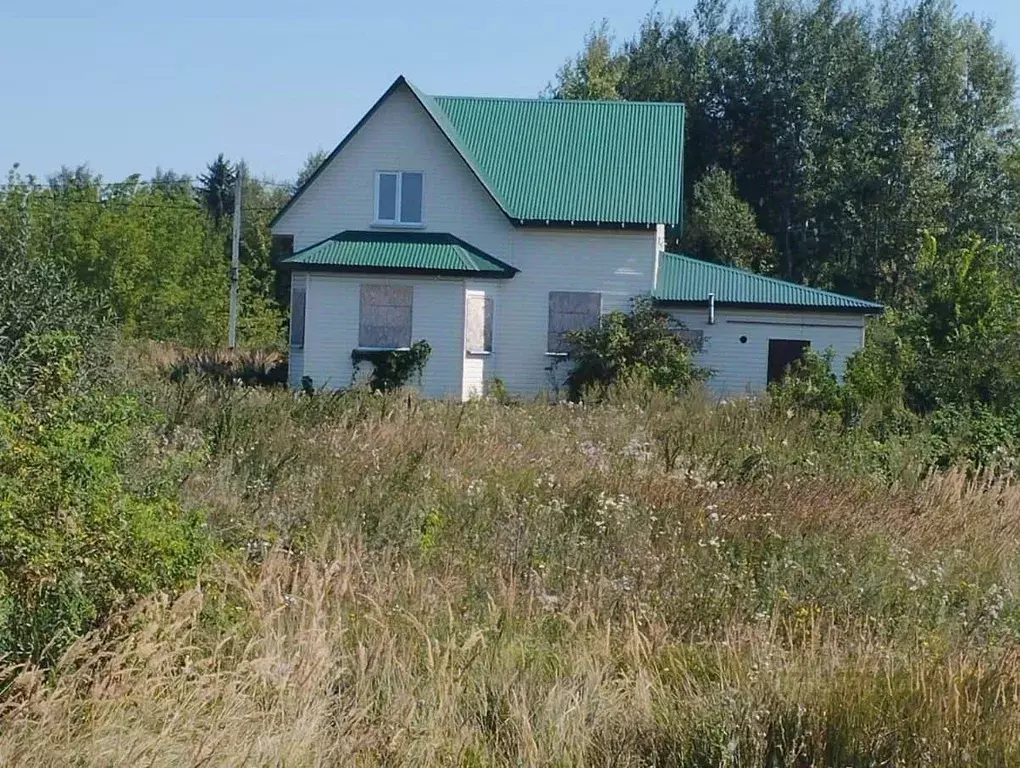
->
xmin=431 ymin=94 xmax=686 ymax=108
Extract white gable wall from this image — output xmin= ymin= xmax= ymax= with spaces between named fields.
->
xmin=276 ymin=82 xmax=660 ymax=398
xmin=272 ymin=83 xmax=512 ymax=255
xmin=666 ymin=306 xmax=867 ymax=395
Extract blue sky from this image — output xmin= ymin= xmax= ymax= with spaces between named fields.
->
xmin=2 ymin=0 xmax=1018 ymax=183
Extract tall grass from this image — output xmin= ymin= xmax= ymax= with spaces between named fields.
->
xmin=4 ymin=358 xmax=1020 ymax=765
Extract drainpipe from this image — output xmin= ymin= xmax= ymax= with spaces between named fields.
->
xmin=708 ymin=293 xmax=716 ymax=325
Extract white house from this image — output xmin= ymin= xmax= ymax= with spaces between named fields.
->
xmin=272 ymin=75 xmax=882 ymax=398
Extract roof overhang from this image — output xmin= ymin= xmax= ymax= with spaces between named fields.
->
xmin=654 ymin=298 xmax=883 ymax=315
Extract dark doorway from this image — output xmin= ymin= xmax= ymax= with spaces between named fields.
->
xmin=767 ymin=339 xmax=810 ymax=384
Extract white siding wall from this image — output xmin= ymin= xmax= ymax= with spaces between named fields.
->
xmin=493 ymin=229 xmax=657 ymax=393
xmin=301 ymin=273 xmax=465 ymax=398
xmin=666 ymin=306 xmax=867 ymax=395
xmin=272 ymin=84 xmax=512 ymax=255
xmin=275 ymin=82 xmax=660 ymax=398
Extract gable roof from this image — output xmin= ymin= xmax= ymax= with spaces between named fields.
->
xmin=279 ymin=230 xmax=518 ymax=277
xmin=654 ymin=252 xmax=884 ymax=313
xmin=271 ymin=75 xmax=685 ymax=229
xmin=430 ymin=95 xmax=684 ymax=225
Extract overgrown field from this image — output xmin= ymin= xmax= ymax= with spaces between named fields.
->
xmin=4 ymin=352 xmax=1020 ymax=766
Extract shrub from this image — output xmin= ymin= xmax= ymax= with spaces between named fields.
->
xmin=564 ymin=296 xmax=709 ymax=400
xmin=769 ymin=348 xmax=847 ymax=418
xmin=0 ymin=386 xmax=211 ymax=665
xmin=351 ymin=340 xmax=432 ymax=392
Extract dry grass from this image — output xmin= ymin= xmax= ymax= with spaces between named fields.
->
xmin=5 ymin=370 xmax=1020 ymax=765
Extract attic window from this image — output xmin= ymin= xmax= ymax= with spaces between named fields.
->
xmin=375 ymin=171 xmax=424 ymax=226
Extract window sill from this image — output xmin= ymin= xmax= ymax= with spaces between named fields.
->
xmin=371 ymin=220 xmax=426 ymax=230
xmin=544 ymin=351 xmax=569 ymax=357
xmin=354 ymin=346 xmax=411 ymax=353
xmin=466 ymin=350 xmax=492 ymax=356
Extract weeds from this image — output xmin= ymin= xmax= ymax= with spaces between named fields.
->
xmin=5 ymin=365 xmax=1020 ymax=764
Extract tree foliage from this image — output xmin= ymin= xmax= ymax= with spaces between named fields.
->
xmin=682 ymin=167 xmax=775 ymax=271
xmin=555 ymin=0 xmax=1019 ymax=304
xmin=0 ymin=162 xmax=285 ymax=349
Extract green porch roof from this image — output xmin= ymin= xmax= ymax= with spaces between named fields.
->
xmin=654 ymin=252 xmax=884 ymax=313
xmin=272 ymin=76 xmax=685 ymax=229
xmin=280 ymin=231 xmax=518 ymax=277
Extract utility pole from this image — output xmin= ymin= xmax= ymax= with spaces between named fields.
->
xmin=228 ymin=161 xmax=243 ymax=349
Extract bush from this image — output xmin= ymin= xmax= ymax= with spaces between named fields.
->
xmin=769 ymin=348 xmax=847 ymax=418
xmin=351 ymin=340 xmax=432 ymax=392
xmin=564 ymin=296 xmax=709 ymax=400
xmin=165 ymin=347 xmax=288 ymax=388
xmin=0 ymin=254 xmax=211 ymax=665
xmin=0 ymin=387 xmax=211 ymax=665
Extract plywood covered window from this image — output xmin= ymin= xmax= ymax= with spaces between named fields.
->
xmin=465 ymin=294 xmax=493 ymax=353
xmin=289 ymin=287 xmax=306 ymax=348
xmin=548 ymin=291 xmax=601 ymax=353
xmin=359 ymin=284 xmax=413 ymax=349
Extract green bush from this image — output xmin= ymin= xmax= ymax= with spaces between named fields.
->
xmin=0 ymin=389 xmax=211 ymax=665
xmin=769 ymin=348 xmax=846 ymax=417
xmin=0 ymin=252 xmax=211 ymax=665
xmin=564 ymin=296 xmax=709 ymax=400
xmin=351 ymin=340 xmax=432 ymax=392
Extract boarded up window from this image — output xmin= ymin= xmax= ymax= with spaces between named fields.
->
xmin=548 ymin=291 xmax=601 ymax=353
xmin=359 ymin=284 xmax=412 ymax=349
xmin=465 ymin=294 xmax=493 ymax=353
xmin=677 ymin=328 xmax=704 ymax=352
xmin=290 ymin=287 xmax=306 ymax=348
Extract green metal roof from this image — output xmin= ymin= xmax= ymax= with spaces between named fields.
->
xmin=272 ymin=76 xmax=685 ymax=228
xmin=654 ymin=252 xmax=884 ymax=313
xmin=280 ymin=231 xmax=518 ymax=277
xmin=428 ymin=94 xmax=684 ymax=225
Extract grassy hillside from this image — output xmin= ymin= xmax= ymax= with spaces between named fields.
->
xmin=3 ymin=354 xmax=1020 ymax=765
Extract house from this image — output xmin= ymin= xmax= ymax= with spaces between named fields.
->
xmin=272 ymin=75 xmax=882 ymax=398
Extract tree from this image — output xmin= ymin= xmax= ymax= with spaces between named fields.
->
xmin=296 ymin=149 xmax=328 ymax=188
xmin=550 ymin=20 xmax=625 ymax=100
xmin=682 ymin=167 xmax=775 ymax=272
xmin=556 ymin=0 xmax=1020 ymax=307
xmin=196 ymin=153 xmax=236 ymax=227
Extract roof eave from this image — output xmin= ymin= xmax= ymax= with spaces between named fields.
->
xmin=653 ymin=298 xmax=884 ymax=314
xmin=515 ymin=218 xmax=678 ymax=229
xmin=278 ymin=262 xmax=516 ymax=278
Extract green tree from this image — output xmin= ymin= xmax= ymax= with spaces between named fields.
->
xmin=196 ymin=153 xmax=237 ymax=227
xmin=296 ymin=149 xmax=328 ymax=188
xmin=682 ymin=167 xmax=775 ymax=272
xmin=551 ymin=20 xmax=625 ymax=100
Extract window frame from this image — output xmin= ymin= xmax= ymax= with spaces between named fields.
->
xmin=373 ymin=170 xmax=425 ymax=227
xmin=547 ymin=291 xmax=602 ymax=355
xmin=357 ymin=283 xmax=414 ymax=351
